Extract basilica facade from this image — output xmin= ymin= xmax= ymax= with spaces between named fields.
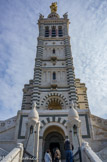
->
xmin=0 ymin=3 xmax=107 ymax=162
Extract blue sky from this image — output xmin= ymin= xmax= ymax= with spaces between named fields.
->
xmin=0 ymin=0 xmax=107 ymax=120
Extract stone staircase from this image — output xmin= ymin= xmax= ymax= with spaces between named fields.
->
xmin=0 ymin=148 xmax=8 ymax=161
xmin=97 ymin=147 xmax=107 ymax=162
xmin=0 ymin=143 xmax=23 ymax=162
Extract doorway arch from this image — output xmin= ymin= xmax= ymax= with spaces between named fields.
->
xmin=43 ymin=125 xmax=66 ymax=160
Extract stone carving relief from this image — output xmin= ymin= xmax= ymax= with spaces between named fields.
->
xmin=93 ymin=125 xmax=107 ymax=139
xmin=63 ymin=12 xmax=68 ymax=19
xmin=0 ymin=116 xmax=17 ymax=132
xmin=39 ymin=13 xmax=44 ymax=19
xmin=91 ymin=115 xmax=107 ymax=130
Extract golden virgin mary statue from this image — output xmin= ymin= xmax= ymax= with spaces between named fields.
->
xmin=50 ymin=2 xmax=57 ymax=13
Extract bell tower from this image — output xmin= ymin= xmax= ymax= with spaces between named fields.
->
xmin=31 ymin=2 xmax=77 ymax=110
xmin=19 ymin=2 xmax=91 ymax=161
xmin=0 ymin=3 xmax=106 ymax=162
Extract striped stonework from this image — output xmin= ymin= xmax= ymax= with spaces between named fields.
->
xmin=40 ymin=116 xmax=67 ymax=130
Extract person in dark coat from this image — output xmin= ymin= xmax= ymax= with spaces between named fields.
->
xmin=64 ymin=139 xmax=73 ymax=162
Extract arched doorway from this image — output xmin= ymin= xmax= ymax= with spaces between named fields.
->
xmin=43 ymin=126 xmax=65 ymax=160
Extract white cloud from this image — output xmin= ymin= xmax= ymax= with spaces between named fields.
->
xmin=0 ymin=0 xmax=107 ymax=119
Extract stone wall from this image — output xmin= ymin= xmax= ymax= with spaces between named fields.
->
xmin=0 ymin=116 xmax=17 ymax=152
xmin=1 ymin=143 xmax=23 ymax=162
xmin=75 ymin=79 xmax=89 ymax=109
xmin=91 ymin=114 xmax=107 ymax=140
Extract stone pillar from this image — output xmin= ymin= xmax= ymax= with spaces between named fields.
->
xmin=67 ymin=101 xmax=82 ymax=153
xmin=17 ymin=143 xmax=24 ymax=162
xmin=34 ymin=121 xmax=40 ymax=162
xmin=56 ymin=26 xmax=58 ymax=37
xmin=25 ymin=102 xmax=40 ymax=162
xmin=49 ymin=26 xmax=51 ymax=37
xmin=39 ymin=138 xmax=43 ymax=162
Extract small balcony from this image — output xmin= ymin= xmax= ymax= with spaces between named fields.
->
xmin=50 ymin=56 xmax=57 ymax=61
xmin=51 ymin=80 xmax=57 ymax=88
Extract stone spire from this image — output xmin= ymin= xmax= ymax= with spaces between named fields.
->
xmin=67 ymin=101 xmax=82 ymax=151
xmin=68 ymin=101 xmax=79 ymax=121
xmin=26 ymin=101 xmax=40 ymax=161
xmin=28 ymin=101 xmax=39 ymax=123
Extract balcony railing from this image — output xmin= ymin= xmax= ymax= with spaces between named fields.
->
xmin=50 ymin=56 xmax=57 ymax=61
xmin=51 ymin=80 xmax=57 ymax=88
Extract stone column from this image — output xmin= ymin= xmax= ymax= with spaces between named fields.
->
xmin=39 ymin=138 xmax=43 ymax=162
xmin=25 ymin=102 xmax=40 ymax=162
xmin=56 ymin=25 xmax=58 ymax=37
xmin=34 ymin=121 xmax=40 ymax=162
xmin=71 ymin=120 xmax=82 ymax=153
xmin=17 ymin=143 xmax=24 ymax=162
xmin=49 ymin=26 xmax=51 ymax=37
xmin=67 ymin=101 xmax=82 ymax=153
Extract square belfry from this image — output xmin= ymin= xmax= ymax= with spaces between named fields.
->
xmin=0 ymin=2 xmax=107 ymax=162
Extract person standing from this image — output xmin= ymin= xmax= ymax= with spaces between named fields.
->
xmin=64 ymin=139 xmax=73 ymax=162
xmin=44 ymin=149 xmax=52 ymax=162
xmin=54 ymin=148 xmax=61 ymax=162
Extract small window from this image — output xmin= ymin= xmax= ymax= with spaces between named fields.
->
xmin=45 ymin=26 xmax=49 ymax=37
xmin=30 ymin=125 xmax=33 ymax=134
xmin=53 ymin=72 xmax=56 ymax=80
xmin=58 ymin=26 xmax=63 ymax=37
xmin=53 ymin=49 xmax=55 ymax=54
xmin=52 ymin=26 xmax=56 ymax=37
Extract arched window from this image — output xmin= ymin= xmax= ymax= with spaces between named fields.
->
xmin=52 ymin=26 xmax=56 ymax=37
xmin=53 ymin=48 xmax=55 ymax=54
xmin=58 ymin=26 xmax=63 ymax=37
xmin=45 ymin=26 xmax=49 ymax=37
xmin=53 ymin=72 xmax=56 ymax=80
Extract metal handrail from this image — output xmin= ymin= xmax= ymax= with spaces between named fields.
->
xmin=73 ymin=147 xmax=82 ymax=162
xmin=0 ymin=148 xmax=8 ymax=154
xmin=24 ymin=148 xmax=37 ymax=162
xmin=24 ymin=149 xmax=36 ymax=158
xmin=73 ymin=149 xmax=79 ymax=158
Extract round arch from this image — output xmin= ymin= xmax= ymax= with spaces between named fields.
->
xmin=40 ymin=122 xmax=68 ymax=137
xmin=41 ymin=93 xmax=69 ymax=110
xmin=42 ymin=124 xmax=67 ymax=160
xmin=47 ymin=97 xmax=63 ymax=110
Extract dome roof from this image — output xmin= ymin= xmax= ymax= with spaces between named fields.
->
xmin=48 ymin=2 xmax=60 ymax=19
xmin=68 ymin=107 xmax=79 ymax=120
xmin=28 ymin=102 xmax=39 ymax=121
xmin=48 ymin=13 xmax=60 ymax=19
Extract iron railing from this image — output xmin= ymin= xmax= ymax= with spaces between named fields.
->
xmin=23 ymin=148 xmax=37 ymax=162
xmin=73 ymin=147 xmax=82 ymax=162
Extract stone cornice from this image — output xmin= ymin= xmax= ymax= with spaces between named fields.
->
xmin=40 ymin=59 xmax=66 ymax=61
xmin=33 ymin=85 xmax=69 ymax=88
xmin=41 ymin=67 xmax=66 ymax=69
xmin=35 ymin=58 xmax=72 ymax=61
xmin=38 ymin=18 xmax=69 ymax=25
xmin=37 ymin=35 xmax=71 ymax=41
